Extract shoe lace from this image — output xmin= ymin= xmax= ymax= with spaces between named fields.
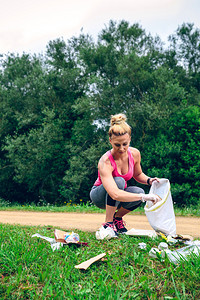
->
xmin=103 ymin=222 xmax=117 ymax=231
xmin=114 ymin=218 xmax=126 ymax=229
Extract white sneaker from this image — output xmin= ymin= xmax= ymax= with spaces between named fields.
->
xmin=95 ymin=223 xmax=118 ymax=240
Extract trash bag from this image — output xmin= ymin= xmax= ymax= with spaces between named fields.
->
xmin=144 ymin=178 xmax=176 ymax=236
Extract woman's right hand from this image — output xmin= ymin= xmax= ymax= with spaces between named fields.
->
xmin=140 ymin=194 xmax=161 ymax=204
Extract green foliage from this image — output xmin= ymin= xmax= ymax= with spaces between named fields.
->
xmin=169 ymin=23 xmax=200 ymax=74
xmin=0 ymin=20 xmax=199 ymax=206
xmin=3 ymin=109 xmax=69 ymax=203
xmin=0 ymin=53 xmax=49 ymax=136
xmin=143 ymin=106 xmax=200 ymax=206
xmin=61 ymin=138 xmax=109 ymax=203
xmin=169 ymin=106 xmax=200 ymax=205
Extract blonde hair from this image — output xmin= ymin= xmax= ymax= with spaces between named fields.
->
xmin=108 ymin=113 xmax=131 ymax=137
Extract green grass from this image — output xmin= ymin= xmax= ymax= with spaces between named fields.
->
xmin=0 ymin=201 xmax=103 ymax=213
xmin=0 ymin=223 xmax=199 ymax=299
xmin=0 ymin=200 xmax=200 ymax=217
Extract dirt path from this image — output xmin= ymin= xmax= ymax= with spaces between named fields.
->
xmin=0 ymin=211 xmax=199 ymax=237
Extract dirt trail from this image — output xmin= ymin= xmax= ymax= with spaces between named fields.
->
xmin=0 ymin=211 xmax=199 ymax=237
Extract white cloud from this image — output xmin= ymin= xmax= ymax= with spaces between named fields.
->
xmin=0 ymin=0 xmax=199 ymax=54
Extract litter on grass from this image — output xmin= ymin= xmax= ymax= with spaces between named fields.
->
xmin=138 ymin=242 xmax=147 ymax=249
xmin=32 ymin=229 xmax=88 ymax=251
xmin=149 ymin=243 xmax=169 ymax=259
xmin=165 ymin=240 xmax=200 ymax=264
xmin=126 ymin=228 xmax=157 ymax=238
xmin=173 ymin=234 xmax=194 ymax=242
xmin=54 ymin=229 xmax=80 ymax=244
xmin=148 ymin=240 xmax=200 ymax=264
xmin=32 ymin=233 xmax=63 ymax=251
xmin=75 ymin=253 xmax=106 ymax=270
xmin=149 ymin=247 xmax=165 ymax=259
xmin=159 ymin=232 xmax=194 ymax=244
xmin=158 ymin=242 xmax=168 ymax=250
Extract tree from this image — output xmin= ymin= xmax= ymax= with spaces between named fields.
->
xmin=3 ymin=109 xmax=69 ymax=203
xmin=168 ymin=23 xmax=200 ymax=102
xmin=143 ymin=105 xmax=200 ymax=206
xmin=0 ymin=53 xmax=50 ymax=202
xmin=169 ymin=23 xmax=200 ymax=74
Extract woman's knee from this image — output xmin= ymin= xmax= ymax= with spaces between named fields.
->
xmin=125 ymin=186 xmax=145 ymax=194
xmin=121 ymin=186 xmax=144 ymax=211
xmin=90 ymin=186 xmax=106 ymax=209
xmin=114 ymin=177 xmax=126 ymax=190
xmin=122 ymin=200 xmax=142 ymax=211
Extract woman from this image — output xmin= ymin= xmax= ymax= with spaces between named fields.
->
xmin=90 ymin=113 xmax=160 ymax=239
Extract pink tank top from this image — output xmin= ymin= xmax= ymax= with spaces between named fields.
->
xmin=94 ymin=148 xmax=134 ymax=188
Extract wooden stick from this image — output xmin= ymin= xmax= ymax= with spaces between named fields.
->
xmin=75 ymin=253 xmax=106 ymax=270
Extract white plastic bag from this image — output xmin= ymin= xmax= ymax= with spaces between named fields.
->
xmin=144 ymin=178 xmax=176 ymax=236
xmin=165 ymin=241 xmax=200 ymax=264
xmin=32 ymin=233 xmax=63 ymax=251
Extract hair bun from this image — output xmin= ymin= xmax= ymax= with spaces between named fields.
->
xmin=111 ymin=113 xmax=127 ymax=126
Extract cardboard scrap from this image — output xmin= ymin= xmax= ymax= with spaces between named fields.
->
xmin=54 ymin=229 xmax=70 ymax=243
xmin=159 ymin=232 xmax=194 ymax=244
xmin=125 ymin=228 xmax=157 ymax=238
xmin=75 ymin=253 xmax=106 ymax=270
xmin=173 ymin=234 xmax=194 ymax=241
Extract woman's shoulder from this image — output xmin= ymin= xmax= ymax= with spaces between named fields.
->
xmin=129 ymin=147 xmax=140 ymax=155
xmin=129 ymin=147 xmax=141 ymax=161
xmin=98 ymin=151 xmax=112 ymax=169
xmin=100 ymin=151 xmax=110 ymax=162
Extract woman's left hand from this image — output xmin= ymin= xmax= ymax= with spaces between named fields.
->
xmin=148 ymin=177 xmax=159 ymax=186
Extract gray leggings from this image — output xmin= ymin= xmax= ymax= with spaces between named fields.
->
xmin=90 ymin=177 xmax=144 ymax=211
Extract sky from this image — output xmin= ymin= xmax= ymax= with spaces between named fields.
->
xmin=0 ymin=0 xmax=200 ymax=55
